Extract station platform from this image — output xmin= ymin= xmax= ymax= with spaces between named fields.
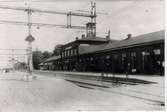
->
xmin=0 ymin=71 xmax=165 ymax=112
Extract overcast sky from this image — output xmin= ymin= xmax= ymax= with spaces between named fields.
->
xmin=0 ymin=0 xmax=164 ymax=67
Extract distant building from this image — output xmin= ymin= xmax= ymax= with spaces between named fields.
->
xmin=43 ymin=30 xmax=165 ymax=75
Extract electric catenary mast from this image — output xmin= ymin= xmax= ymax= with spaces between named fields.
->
xmin=0 ymin=2 xmax=97 ymax=81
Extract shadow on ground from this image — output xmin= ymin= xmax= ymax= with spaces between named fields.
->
xmin=102 ymin=77 xmax=156 ymax=84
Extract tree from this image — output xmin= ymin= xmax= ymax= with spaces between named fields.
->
xmin=14 ymin=62 xmax=27 ymax=70
xmin=42 ymin=51 xmax=52 ymax=60
xmin=32 ymin=50 xmax=43 ymax=70
xmin=53 ymin=44 xmax=63 ymax=56
xmin=32 ymin=50 xmax=52 ymax=70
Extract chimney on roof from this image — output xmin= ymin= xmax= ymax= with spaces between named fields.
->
xmin=81 ymin=34 xmax=86 ymax=39
xmin=106 ymin=30 xmax=110 ymax=41
xmin=126 ymin=34 xmax=132 ymax=40
xmin=76 ymin=37 xmax=79 ymax=40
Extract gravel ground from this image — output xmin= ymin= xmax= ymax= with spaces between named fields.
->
xmin=0 ymin=71 xmax=164 ymax=112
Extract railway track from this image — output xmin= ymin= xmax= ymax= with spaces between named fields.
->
xmin=65 ymin=78 xmax=164 ymax=107
xmin=34 ymin=70 xmax=164 ymax=106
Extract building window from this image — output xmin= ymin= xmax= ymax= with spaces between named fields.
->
xmin=153 ymin=49 xmax=160 ymax=55
xmin=73 ymin=49 xmax=77 ymax=55
xmin=69 ymin=50 xmax=71 ymax=56
xmin=66 ymin=51 xmax=68 ymax=56
xmin=67 ymin=50 xmax=70 ymax=56
xmin=75 ymin=49 xmax=77 ymax=55
xmin=90 ymin=57 xmax=94 ymax=61
xmin=71 ymin=49 xmax=73 ymax=56
xmin=114 ymin=54 xmax=118 ymax=59
xmin=131 ymin=52 xmax=136 ymax=57
xmin=142 ymin=51 xmax=150 ymax=56
xmin=122 ymin=53 xmax=126 ymax=61
xmin=73 ymin=49 xmax=75 ymax=55
xmin=106 ymin=55 xmax=110 ymax=59
xmin=64 ymin=51 xmax=65 ymax=57
xmin=74 ymin=49 xmax=76 ymax=55
xmin=68 ymin=50 xmax=70 ymax=56
xmin=131 ymin=52 xmax=137 ymax=70
xmin=63 ymin=52 xmax=65 ymax=57
xmin=65 ymin=51 xmax=67 ymax=57
xmin=121 ymin=53 xmax=127 ymax=72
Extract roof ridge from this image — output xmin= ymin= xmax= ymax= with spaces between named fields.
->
xmin=132 ymin=29 xmax=165 ymax=39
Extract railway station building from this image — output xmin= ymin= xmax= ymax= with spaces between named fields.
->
xmin=42 ymin=30 xmax=165 ymax=75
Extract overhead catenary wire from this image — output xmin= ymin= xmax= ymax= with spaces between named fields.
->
xmin=0 ymin=20 xmax=86 ymax=29
xmin=76 ymin=30 xmax=108 ymax=35
xmin=0 ymin=5 xmax=95 ymax=18
xmin=0 ymin=54 xmax=27 ymax=55
xmin=76 ymin=10 xmax=108 ymax=15
xmin=0 ymin=49 xmax=27 ymax=50
xmin=0 ymin=3 xmax=96 ymax=30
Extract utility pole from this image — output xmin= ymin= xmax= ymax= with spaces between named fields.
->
xmin=11 ymin=49 xmax=14 ymax=71
xmin=86 ymin=2 xmax=96 ymax=38
xmin=91 ymin=2 xmax=96 ymax=37
xmin=25 ymin=5 xmax=35 ymax=81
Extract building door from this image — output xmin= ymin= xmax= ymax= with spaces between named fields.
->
xmin=152 ymin=49 xmax=163 ymax=75
xmin=112 ymin=54 xmax=119 ymax=73
xmin=121 ymin=53 xmax=127 ymax=73
xmin=130 ymin=52 xmax=137 ymax=73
